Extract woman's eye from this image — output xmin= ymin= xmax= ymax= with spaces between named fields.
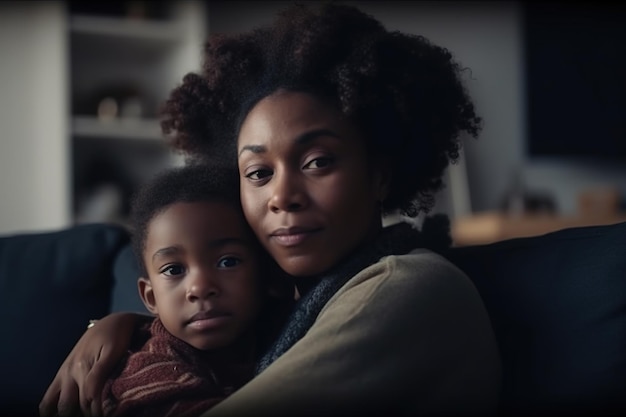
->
xmin=218 ymin=257 xmax=242 ymax=268
xmin=245 ymin=169 xmax=272 ymax=181
xmin=303 ymin=156 xmax=333 ymax=169
xmin=161 ymin=264 xmax=185 ymax=276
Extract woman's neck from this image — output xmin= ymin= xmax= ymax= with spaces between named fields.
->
xmin=294 ymin=277 xmax=320 ymax=299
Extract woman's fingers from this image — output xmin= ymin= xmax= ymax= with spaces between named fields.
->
xmin=38 ymin=376 xmax=61 ymax=417
xmin=39 ymin=313 xmax=141 ymax=417
xmin=56 ymin=372 xmax=81 ymax=417
xmin=82 ymin=348 xmax=113 ymax=417
xmin=38 ymin=361 xmax=83 ymax=417
xmin=38 ymin=344 xmax=95 ymax=416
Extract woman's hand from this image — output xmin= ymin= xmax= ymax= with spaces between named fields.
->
xmin=38 ymin=312 xmax=144 ymax=417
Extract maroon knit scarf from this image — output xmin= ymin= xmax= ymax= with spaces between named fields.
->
xmin=102 ymin=319 xmax=253 ymax=417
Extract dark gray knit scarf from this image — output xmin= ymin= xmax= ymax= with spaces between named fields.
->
xmin=255 ymin=216 xmax=451 ymax=374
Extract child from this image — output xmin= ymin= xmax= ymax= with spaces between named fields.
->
xmin=101 ymin=163 xmax=284 ymax=417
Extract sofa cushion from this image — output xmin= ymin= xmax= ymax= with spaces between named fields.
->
xmin=0 ymin=223 xmax=130 ymax=414
xmin=446 ymin=221 xmax=626 ymax=416
xmin=111 ymin=244 xmax=147 ymax=313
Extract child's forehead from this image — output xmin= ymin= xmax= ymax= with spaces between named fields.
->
xmin=159 ymin=199 xmax=239 ymax=216
xmin=146 ymin=200 xmax=250 ymax=244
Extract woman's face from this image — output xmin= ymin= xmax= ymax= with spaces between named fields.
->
xmin=237 ymin=90 xmax=388 ymax=277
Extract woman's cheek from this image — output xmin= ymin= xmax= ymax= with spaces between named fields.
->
xmin=241 ymin=191 xmax=264 ymax=236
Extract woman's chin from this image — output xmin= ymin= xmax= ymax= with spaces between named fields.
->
xmin=278 ymin=256 xmax=331 ymax=279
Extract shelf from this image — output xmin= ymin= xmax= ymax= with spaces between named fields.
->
xmin=70 ymin=14 xmax=184 ymax=42
xmin=70 ymin=15 xmax=185 ymax=62
xmin=72 ymin=116 xmax=163 ymax=141
xmin=67 ymin=2 xmax=205 ymax=225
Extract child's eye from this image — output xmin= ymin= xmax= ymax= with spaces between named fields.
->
xmin=218 ymin=257 xmax=242 ymax=268
xmin=160 ymin=264 xmax=185 ymax=276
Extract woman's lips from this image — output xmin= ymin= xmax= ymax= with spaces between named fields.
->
xmin=270 ymin=227 xmax=321 ymax=247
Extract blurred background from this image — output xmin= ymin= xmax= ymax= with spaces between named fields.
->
xmin=1 ymin=0 xmax=625 ymax=245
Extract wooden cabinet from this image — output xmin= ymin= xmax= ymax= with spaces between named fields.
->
xmin=452 ymin=211 xmax=626 ymax=246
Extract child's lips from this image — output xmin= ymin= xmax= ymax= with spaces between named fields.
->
xmin=187 ymin=310 xmax=232 ymax=330
xmin=188 ymin=309 xmax=230 ymax=321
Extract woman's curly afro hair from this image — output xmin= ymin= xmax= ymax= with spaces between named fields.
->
xmin=161 ymin=2 xmax=482 ymax=217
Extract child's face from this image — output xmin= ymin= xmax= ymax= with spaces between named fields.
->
xmin=139 ymin=201 xmax=263 ymax=351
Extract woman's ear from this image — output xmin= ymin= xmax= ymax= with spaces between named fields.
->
xmin=138 ymin=277 xmax=158 ymax=315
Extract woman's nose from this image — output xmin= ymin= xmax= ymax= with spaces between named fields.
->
xmin=186 ymin=271 xmax=220 ymax=301
xmin=268 ymin=171 xmax=308 ymax=213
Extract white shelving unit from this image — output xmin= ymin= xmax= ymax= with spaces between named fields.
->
xmin=72 ymin=116 xmax=163 ymax=141
xmin=69 ymin=1 xmax=206 ymax=226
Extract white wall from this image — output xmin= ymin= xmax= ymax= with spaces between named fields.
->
xmin=0 ymin=1 xmax=69 ymax=235
xmin=363 ymin=1 xmax=626 ymax=215
xmin=353 ymin=1 xmax=527 ymax=217
xmin=359 ymin=1 xmax=526 ymax=213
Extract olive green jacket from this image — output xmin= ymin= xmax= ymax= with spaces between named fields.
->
xmin=203 ymin=249 xmax=502 ymax=416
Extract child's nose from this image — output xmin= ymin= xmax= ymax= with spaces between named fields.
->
xmin=186 ymin=271 xmax=220 ymax=301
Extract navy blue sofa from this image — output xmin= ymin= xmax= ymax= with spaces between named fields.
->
xmin=1 ymin=221 xmax=625 ymax=416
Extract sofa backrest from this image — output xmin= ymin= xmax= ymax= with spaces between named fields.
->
xmin=111 ymin=244 xmax=146 ymax=313
xmin=445 ymin=221 xmax=626 ymax=416
xmin=0 ymin=223 xmax=131 ymax=414
xmin=2 ymin=221 xmax=625 ymax=416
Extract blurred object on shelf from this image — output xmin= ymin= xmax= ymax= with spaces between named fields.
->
xmin=119 ymin=95 xmax=143 ymax=119
xmin=501 ymin=190 xmax=557 ymax=215
xmin=126 ymin=1 xmax=149 ymax=20
xmin=75 ymin=183 xmax=124 ymax=225
xmin=499 ymin=166 xmax=557 ymax=215
xmin=578 ymin=187 xmax=621 ymax=217
xmin=97 ymin=97 xmax=118 ymax=121
xmin=72 ymin=150 xmax=137 ymax=223
xmin=75 ymin=84 xmax=149 ymax=120
xmin=499 ymin=166 xmax=526 ymax=215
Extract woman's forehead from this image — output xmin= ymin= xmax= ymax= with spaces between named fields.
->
xmin=237 ymin=91 xmax=353 ymax=147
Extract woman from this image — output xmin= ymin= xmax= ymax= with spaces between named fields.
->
xmin=40 ymin=3 xmax=501 ymax=416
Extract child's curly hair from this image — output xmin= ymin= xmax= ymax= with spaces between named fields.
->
xmin=129 ymin=163 xmax=242 ymax=277
xmin=161 ymin=2 xmax=481 ymax=217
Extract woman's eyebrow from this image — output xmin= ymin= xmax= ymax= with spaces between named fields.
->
xmin=239 ymin=144 xmax=265 ymax=157
xmin=238 ymin=128 xmax=340 ymax=157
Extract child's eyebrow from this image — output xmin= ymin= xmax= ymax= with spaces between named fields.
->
xmin=150 ymin=238 xmax=250 ymax=262
xmin=151 ymin=246 xmax=181 ymax=262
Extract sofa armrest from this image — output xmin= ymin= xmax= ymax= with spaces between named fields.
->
xmin=446 ymin=221 xmax=626 ymax=415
